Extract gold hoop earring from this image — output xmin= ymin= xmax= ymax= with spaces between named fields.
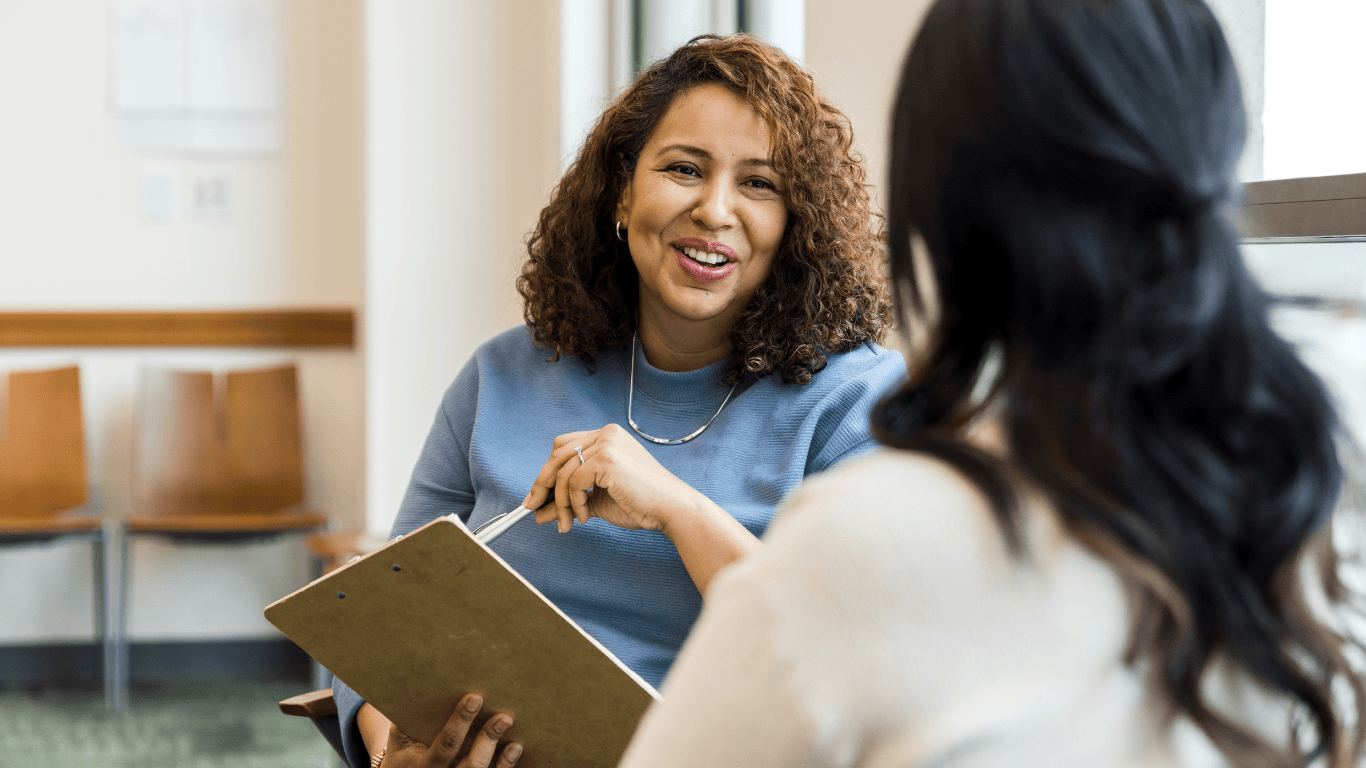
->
xmin=615 ymin=221 xmax=627 ymax=242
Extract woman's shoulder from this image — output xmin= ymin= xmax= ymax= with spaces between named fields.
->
xmin=760 ymin=342 xmax=904 ymax=408
xmin=442 ymin=325 xmax=626 ymax=408
xmin=461 ymin=325 xmax=617 ymax=380
xmin=470 ymin=325 xmax=543 ymax=364
xmin=818 ymin=341 xmax=906 ymax=381
xmin=782 ymin=448 xmax=997 ymax=537
xmin=440 ymin=326 xmax=559 ymax=404
xmin=773 ymin=447 xmax=1129 ymax=614
xmin=764 ymin=447 xmax=1073 ymax=592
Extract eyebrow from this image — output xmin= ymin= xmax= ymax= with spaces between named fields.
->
xmin=657 ymin=143 xmax=774 ymax=169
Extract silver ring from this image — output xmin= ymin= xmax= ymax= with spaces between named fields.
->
xmin=575 ymin=446 xmax=585 ymax=464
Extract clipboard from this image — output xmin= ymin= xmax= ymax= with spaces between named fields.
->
xmin=264 ymin=516 xmax=661 ymax=768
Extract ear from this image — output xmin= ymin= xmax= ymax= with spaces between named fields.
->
xmin=615 ymin=176 xmax=633 ymax=228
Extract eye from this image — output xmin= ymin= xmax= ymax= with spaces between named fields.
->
xmin=742 ymin=177 xmax=783 ymax=195
xmin=665 ymin=163 xmax=701 ymax=177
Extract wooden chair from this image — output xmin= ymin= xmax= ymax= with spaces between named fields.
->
xmin=0 ymin=366 xmax=119 ymax=708
xmin=111 ymin=363 xmax=327 ymax=706
xmin=281 ymin=685 xmax=346 ymax=758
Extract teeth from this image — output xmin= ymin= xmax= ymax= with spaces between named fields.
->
xmin=684 ymin=247 xmax=727 ymax=266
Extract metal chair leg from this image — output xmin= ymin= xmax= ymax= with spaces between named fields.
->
xmin=92 ymin=527 xmax=106 ymax=698
xmin=102 ymin=519 xmax=129 ymax=713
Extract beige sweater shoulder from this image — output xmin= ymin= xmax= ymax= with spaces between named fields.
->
xmin=619 ymin=449 xmax=1254 ymax=768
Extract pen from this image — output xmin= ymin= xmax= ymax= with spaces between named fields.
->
xmin=472 ymin=488 xmax=555 ymax=544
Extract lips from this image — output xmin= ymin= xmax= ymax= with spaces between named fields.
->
xmin=677 ymin=238 xmax=737 ymax=260
xmin=673 ymin=238 xmax=738 ymax=283
xmin=674 ymin=248 xmax=737 ymax=283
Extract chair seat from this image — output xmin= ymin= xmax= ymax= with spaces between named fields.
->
xmin=127 ymin=510 xmax=328 ymax=534
xmin=0 ymin=515 xmax=102 ymax=535
xmin=279 ymin=687 xmax=338 ymax=718
xmin=306 ymin=530 xmax=386 ymax=573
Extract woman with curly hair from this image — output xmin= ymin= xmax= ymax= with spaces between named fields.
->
xmin=333 ymin=34 xmax=904 ymax=768
xmin=616 ymin=1 xmax=1366 ymax=766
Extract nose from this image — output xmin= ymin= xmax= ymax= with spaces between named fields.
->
xmin=690 ymin=179 xmax=738 ymax=231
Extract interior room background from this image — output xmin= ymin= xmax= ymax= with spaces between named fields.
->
xmin=1 ymin=0 xmax=1361 ymax=680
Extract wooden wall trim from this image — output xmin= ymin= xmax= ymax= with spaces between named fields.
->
xmin=1243 ymin=172 xmax=1366 ymax=239
xmin=0 ymin=309 xmax=356 ymax=348
xmin=1244 ymin=172 xmax=1366 ymax=206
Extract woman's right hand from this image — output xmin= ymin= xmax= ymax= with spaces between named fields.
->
xmin=377 ymin=692 xmax=522 ymax=768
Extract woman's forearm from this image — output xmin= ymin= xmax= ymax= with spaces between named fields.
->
xmin=357 ymin=703 xmax=391 ymax=763
xmin=661 ymin=495 xmax=762 ymax=596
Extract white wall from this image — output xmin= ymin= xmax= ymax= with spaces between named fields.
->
xmin=805 ymin=0 xmax=1266 ymax=203
xmin=364 ymin=0 xmax=562 ymax=537
xmin=0 ymin=0 xmax=365 ymax=643
xmin=803 ymin=0 xmax=933 ymax=214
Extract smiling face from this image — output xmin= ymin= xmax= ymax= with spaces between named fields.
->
xmin=616 ymin=83 xmax=788 ymax=347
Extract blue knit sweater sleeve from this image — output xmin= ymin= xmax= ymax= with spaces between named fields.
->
xmin=391 ymin=363 xmax=481 ymax=533
xmin=801 ymin=342 xmax=907 ymax=475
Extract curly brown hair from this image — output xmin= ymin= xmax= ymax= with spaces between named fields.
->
xmin=517 ymin=34 xmax=891 ymax=385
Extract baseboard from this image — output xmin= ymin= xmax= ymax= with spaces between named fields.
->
xmin=0 ymin=638 xmax=312 ymax=688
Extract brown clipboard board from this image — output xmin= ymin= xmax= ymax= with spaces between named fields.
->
xmin=264 ymin=516 xmax=661 ymax=768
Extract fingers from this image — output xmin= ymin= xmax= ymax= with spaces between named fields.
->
xmin=493 ymin=742 xmax=524 ymax=768
xmin=559 ymin=443 xmax=601 ymax=528
xmin=425 ymin=692 xmax=483 ymax=767
xmin=459 ymin=712 xmax=519 ymax=768
xmin=552 ymin=447 xmax=581 ymax=533
xmin=533 ymin=505 xmax=559 ymax=526
xmin=569 ymin=487 xmax=592 ymax=526
xmin=523 ymin=431 xmax=592 ymax=510
xmin=528 ymin=429 xmax=613 ymax=533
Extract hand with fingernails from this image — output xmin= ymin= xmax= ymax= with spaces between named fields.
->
xmin=522 ymin=423 xmax=759 ymax=596
xmin=372 ymin=692 xmax=521 ymax=768
xmin=524 ymin=424 xmax=705 ymax=535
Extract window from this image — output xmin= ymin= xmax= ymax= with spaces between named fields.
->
xmin=559 ymin=0 xmax=805 ymax=166
xmin=1262 ymin=0 xmax=1366 ymax=182
xmin=632 ymin=0 xmax=805 ymax=77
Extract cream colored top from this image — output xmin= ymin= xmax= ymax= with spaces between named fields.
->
xmin=618 ymin=448 xmax=1249 ymax=768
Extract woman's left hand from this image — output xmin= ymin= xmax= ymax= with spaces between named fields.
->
xmin=523 ymin=424 xmax=704 ymax=535
xmin=523 ymin=423 xmax=762 ymax=595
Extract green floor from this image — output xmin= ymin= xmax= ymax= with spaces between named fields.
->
xmin=0 ymin=680 xmax=337 ymax=768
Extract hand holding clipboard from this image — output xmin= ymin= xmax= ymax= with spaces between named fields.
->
xmin=265 ymin=503 xmax=659 ymax=768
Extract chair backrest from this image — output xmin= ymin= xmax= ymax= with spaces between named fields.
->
xmin=0 ymin=366 xmax=87 ymax=518
xmin=133 ymin=364 xmax=304 ymax=516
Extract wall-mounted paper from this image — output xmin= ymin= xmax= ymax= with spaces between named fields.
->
xmin=112 ymin=0 xmax=280 ymax=155
xmin=112 ymin=1 xmax=189 ymax=112
xmin=187 ymin=0 xmax=279 ymax=114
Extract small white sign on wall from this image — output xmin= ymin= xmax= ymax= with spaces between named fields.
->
xmin=112 ymin=0 xmax=280 ymax=155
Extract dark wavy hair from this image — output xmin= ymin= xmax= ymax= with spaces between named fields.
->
xmin=877 ymin=0 xmax=1365 ymax=764
xmin=517 ymin=34 xmax=891 ymax=385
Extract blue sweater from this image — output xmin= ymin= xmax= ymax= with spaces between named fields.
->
xmin=333 ymin=326 xmax=905 ymax=766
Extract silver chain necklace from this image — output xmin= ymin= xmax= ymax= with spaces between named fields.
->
xmin=627 ymin=333 xmax=739 ymax=445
